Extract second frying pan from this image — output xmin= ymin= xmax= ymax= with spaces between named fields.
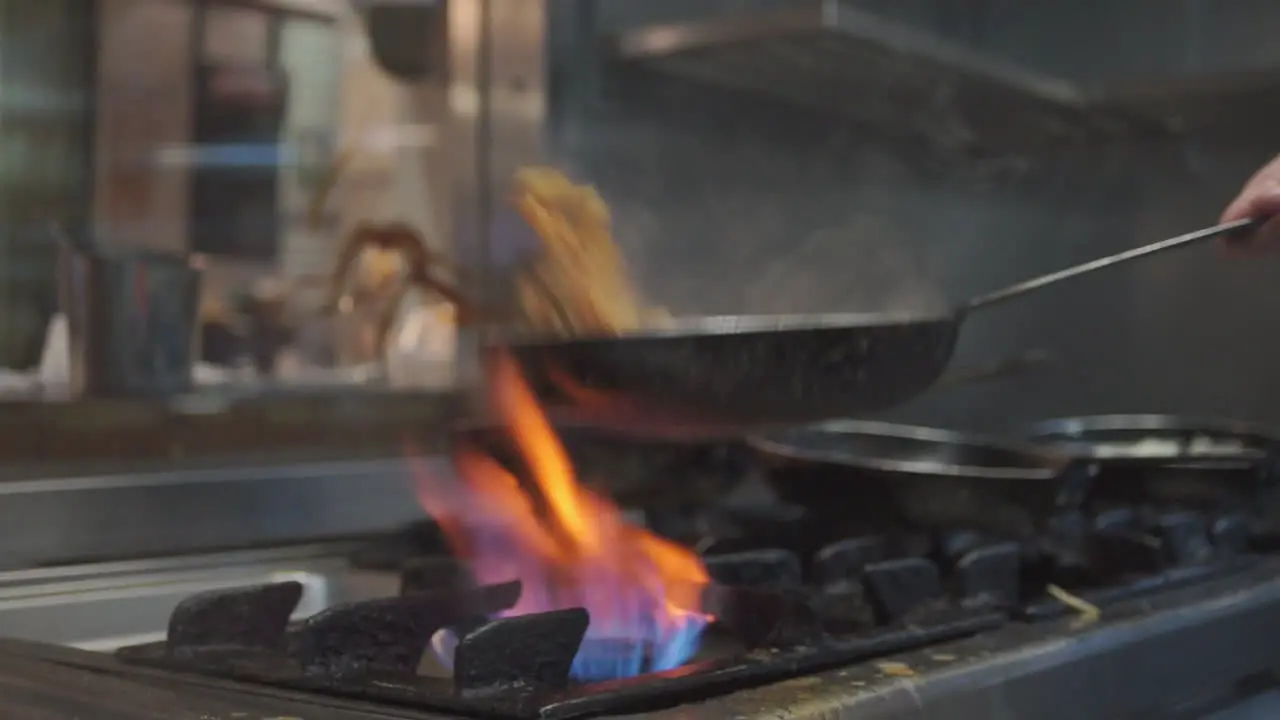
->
xmin=748 ymin=420 xmax=1096 ymax=539
xmin=1014 ymin=414 xmax=1280 ymax=512
xmin=508 ymin=219 xmax=1259 ymax=437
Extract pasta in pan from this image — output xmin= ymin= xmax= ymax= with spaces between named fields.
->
xmin=511 ymin=167 xmax=669 ymax=335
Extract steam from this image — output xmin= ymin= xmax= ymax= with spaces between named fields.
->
xmin=745 ymin=216 xmax=946 ymax=316
xmin=558 ymin=121 xmax=950 ymax=319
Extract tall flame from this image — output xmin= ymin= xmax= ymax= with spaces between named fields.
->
xmin=412 ymin=353 xmax=711 ymax=681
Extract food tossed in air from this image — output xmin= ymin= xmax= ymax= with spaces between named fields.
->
xmin=509 ymin=166 xmax=669 ymax=336
xmin=308 ymin=143 xmax=667 ymax=346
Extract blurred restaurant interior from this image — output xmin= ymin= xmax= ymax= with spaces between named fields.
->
xmin=3 ymin=1 xmax=1280 ymax=717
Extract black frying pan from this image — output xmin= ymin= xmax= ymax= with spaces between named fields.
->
xmin=747 ymin=421 xmax=1095 ymax=540
xmin=1014 ymin=414 xmax=1280 ymax=512
xmin=506 ymin=218 xmax=1258 ymax=437
xmin=451 ymin=422 xmax=744 ymax=508
xmin=1017 ymin=414 xmax=1278 ymax=466
xmin=448 ymin=352 xmax=1048 ymax=504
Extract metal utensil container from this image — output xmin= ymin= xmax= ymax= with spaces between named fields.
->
xmin=56 ymin=243 xmax=202 ymax=397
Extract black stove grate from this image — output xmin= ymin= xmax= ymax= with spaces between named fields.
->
xmin=116 ymin=545 xmax=1007 ymax=719
xmin=113 ymin=433 xmax=1280 ymax=719
xmin=116 ymin=501 xmax=1271 ymax=719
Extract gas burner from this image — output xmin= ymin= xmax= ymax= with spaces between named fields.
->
xmin=116 ymin=541 xmax=1006 ymax=719
xmin=109 ymin=415 xmax=1280 ymax=719
xmin=113 ymin=500 xmax=1276 ymax=720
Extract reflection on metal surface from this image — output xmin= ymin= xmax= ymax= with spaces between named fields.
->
xmin=0 ymin=458 xmax=441 ymax=569
xmin=0 ymin=545 xmax=398 ymax=651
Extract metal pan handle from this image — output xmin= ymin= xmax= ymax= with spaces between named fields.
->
xmin=964 ymin=217 xmax=1263 ymax=312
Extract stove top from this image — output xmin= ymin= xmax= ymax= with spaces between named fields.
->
xmin=94 ymin=435 xmax=1280 ymax=720
xmin=6 ymin=563 xmax=1280 ymax=719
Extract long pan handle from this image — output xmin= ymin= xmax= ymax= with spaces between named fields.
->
xmin=964 ymin=217 xmax=1262 ymax=312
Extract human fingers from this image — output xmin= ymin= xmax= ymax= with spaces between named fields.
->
xmin=1221 ymin=160 xmax=1280 ymax=253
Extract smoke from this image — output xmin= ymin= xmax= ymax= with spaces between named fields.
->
xmin=742 ymin=216 xmax=946 ymax=316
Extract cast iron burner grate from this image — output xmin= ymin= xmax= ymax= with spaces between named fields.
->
xmin=115 ymin=543 xmax=1007 ymax=719
xmin=116 ymin=502 xmax=1271 ymax=720
xmin=694 ymin=515 xmax=1261 ymax=627
xmin=1016 ymin=506 xmax=1261 ymax=620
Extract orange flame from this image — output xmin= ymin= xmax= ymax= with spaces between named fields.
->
xmin=411 ymin=352 xmax=711 ymax=680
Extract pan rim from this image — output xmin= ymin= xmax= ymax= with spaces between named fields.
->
xmin=1018 ymin=413 xmax=1280 ymax=438
xmin=495 ymin=311 xmax=957 ymax=345
xmin=1014 ymin=413 xmax=1279 ymax=463
xmin=748 ymin=420 xmax=1073 ymax=480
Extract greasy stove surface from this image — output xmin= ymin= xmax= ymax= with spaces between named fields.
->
xmin=99 ymin=437 xmax=1280 ymax=720
xmin=0 ymin=637 xmax=405 ymax=720
xmin=29 ymin=431 xmax=1280 ymax=720
xmin=111 ymin=501 xmax=1263 ymax=719
xmin=5 ymin=561 xmax=1280 ymax=719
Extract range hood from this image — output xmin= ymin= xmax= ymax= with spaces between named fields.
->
xmin=609 ymin=0 xmax=1171 ymax=155
xmin=1093 ymin=67 xmax=1280 ymax=141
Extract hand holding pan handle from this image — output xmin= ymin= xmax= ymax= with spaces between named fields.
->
xmin=1221 ymin=149 xmax=1280 ymax=250
xmin=1220 ymin=212 xmax=1280 ymax=255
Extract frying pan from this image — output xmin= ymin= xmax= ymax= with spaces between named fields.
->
xmin=747 ymin=421 xmax=1095 ymax=540
xmin=1014 ymin=414 xmax=1280 ymax=511
xmin=451 ymin=422 xmax=744 ymax=508
xmin=447 ymin=351 xmax=1046 ymax=505
xmin=505 ymin=218 xmax=1259 ymax=436
xmin=1017 ymin=414 xmax=1278 ymax=466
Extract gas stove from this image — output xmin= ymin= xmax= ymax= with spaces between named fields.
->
xmin=0 ymin=562 xmax=1277 ymax=719
xmin=79 ymin=440 xmax=1280 ymax=720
